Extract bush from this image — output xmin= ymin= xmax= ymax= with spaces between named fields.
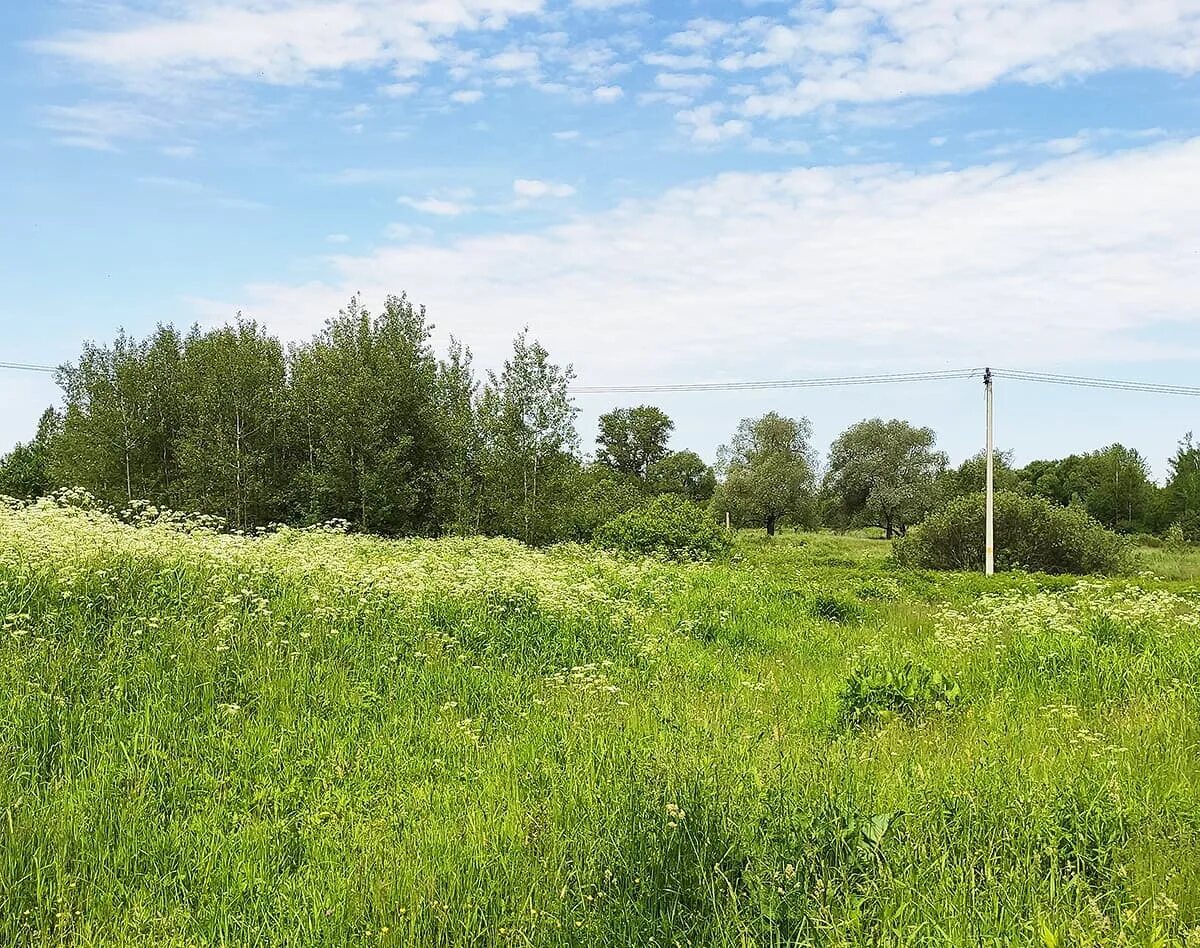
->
xmin=893 ymin=491 xmax=1130 ymax=575
xmin=594 ymin=495 xmax=731 ymax=560
xmin=837 ymin=659 xmax=960 ymax=729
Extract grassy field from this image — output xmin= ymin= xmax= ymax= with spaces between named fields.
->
xmin=2 ymin=502 xmax=1200 ymax=946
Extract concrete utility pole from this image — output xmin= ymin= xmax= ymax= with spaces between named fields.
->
xmin=984 ymin=367 xmax=994 ymax=576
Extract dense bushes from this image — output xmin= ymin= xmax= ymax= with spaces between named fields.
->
xmin=594 ymin=495 xmax=731 ymax=560
xmin=893 ymin=490 xmax=1131 ymax=574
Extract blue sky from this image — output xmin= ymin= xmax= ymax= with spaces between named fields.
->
xmin=2 ymin=0 xmax=1200 ymax=476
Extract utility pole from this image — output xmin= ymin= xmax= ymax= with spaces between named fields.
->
xmin=984 ymin=367 xmax=994 ymax=576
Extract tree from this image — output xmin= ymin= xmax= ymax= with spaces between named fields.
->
xmin=0 ymin=408 xmax=61 ymax=499
xmin=712 ymin=412 xmax=816 ymax=535
xmin=823 ymin=418 xmax=947 ymax=539
xmin=1017 ymin=445 xmax=1159 ymax=534
xmin=1164 ymin=433 xmax=1200 ymax=540
xmin=595 ymin=405 xmax=673 ymax=478
xmin=286 ymin=295 xmax=448 ymax=534
xmin=935 ymin=449 xmax=1018 ymax=507
xmin=648 ymin=450 xmax=716 ymax=503
xmin=52 ymin=330 xmax=178 ymax=506
xmin=477 ymin=330 xmax=578 ymax=543
xmin=433 ymin=337 xmax=482 ymax=535
xmin=177 ymin=318 xmax=287 ymax=529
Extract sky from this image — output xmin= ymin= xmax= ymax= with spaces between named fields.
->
xmin=2 ymin=0 xmax=1200 ymax=477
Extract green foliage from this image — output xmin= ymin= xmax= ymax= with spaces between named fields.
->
xmin=1 ymin=510 xmax=1199 ymax=943
xmin=894 ymin=490 xmax=1132 ymax=574
xmin=824 ymin=418 xmax=948 ymax=538
xmin=809 ymin=593 xmax=862 ymax=623
xmin=837 ymin=659 xmax=961 ymax=729
xmin=1164 ymin=433 xmax=1200 ymax=541
xmin=476 ymin=329 xmax=579 ymax=544
xmin=711 ymin=412 xmax=816 ymax=535
xmin=647 ymin=449 xmax=716 ymax=503
xmin=595 ymin=405 xmax=673 ymax=478
xmin=594 ymin=494 xmax=731 ymax=560
xmin=0 ymin=408 xmax=58 ymax=500
xmin=1017 ymin=444 xmax=1162 ymax=535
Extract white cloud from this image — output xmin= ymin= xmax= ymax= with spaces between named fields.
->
xmin=655 ymin=72 xmax=714 ymax=93
xmin=399 ymin=196 xmax=472 ymax=216
xmin=676 ymin=104 xmax=750 ymax=143
xmin=593 ymin=84 xmax=624 ymax=102
xmin=161 ymin=144 xmax=196 ymax=158
xmin=204 ymin=139 xmax=1200 ymax=386
xmin=697 ymin=0 xmax=1200 ymax=118
xmin=553 ymin=129 xmax=580 ymax=140
xmin=34 ymin=0 xmax=544 ymax=87
xmin=41 ymin=101 xmax=167 ymax=150
xmin=381 ymin=81 xmax=418 ymax=97
xmin=326 ymin=233 xmax=351 ymax=244
xmin=450 ymin=89 xmax=485 ymax=104
xmin=513 ymin=178 xmax=576 ymax=198
xmin=486 ymin=48 xmax=539 ymax=71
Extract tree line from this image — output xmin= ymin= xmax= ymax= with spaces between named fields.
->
xmin=2 ymin=293 xmax=1198 ymax=543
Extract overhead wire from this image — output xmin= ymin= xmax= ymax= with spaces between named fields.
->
xmin=3 ymin=357 xmax=1199 ymax=396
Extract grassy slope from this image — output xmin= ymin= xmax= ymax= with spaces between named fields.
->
xmin=1 ymin=505 xmax=1199 ymax=946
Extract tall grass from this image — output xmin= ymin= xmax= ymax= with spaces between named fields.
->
xmin=1 ymin=503 xmax=1199 ymax=945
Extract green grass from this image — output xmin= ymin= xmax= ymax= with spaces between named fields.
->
xmin=2 ymin=504 xmax=1200 ymax=946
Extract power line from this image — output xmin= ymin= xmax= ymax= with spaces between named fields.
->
xmin=992 ymin=368 xmax=1200 ymax=397
xmin=3 ymin=356 xmax=1200 ymax=397
xmin=574 ymin=368 xmax=981 ymax=394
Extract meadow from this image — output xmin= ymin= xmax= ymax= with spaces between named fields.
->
xmin=2 ymin=500 xmax=1199 ymax=946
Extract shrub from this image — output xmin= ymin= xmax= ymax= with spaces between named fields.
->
xmin=893 ymin=491 xmax=1130 ymax=575
xmin=837 ymin=659 xmax=960 ymax=729
xmin=594 ymin=495 xmax=731 ymax=560
xmin=809 ymin=593 xmax=861 ymax=624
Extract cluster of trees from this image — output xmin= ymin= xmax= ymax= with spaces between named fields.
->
xmin=0 ymin=297 xmax=714 ymax=542
xmin=3 ymin=293 xmax=1198 ymax=543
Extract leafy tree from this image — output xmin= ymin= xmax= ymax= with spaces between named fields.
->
xmin=177 ymin=318 xmax=287 ymax=529
xmin=595 ymin=405 xmax=673 ymax=478
xmin=477 ymin=330 xmax=578 ymax=543
xmin=1164 ymin=433 xmax=1200 ymax=540
xmin=712 ymin=412 xmax=816 ymax=535
xmin=52 ymin=330 xmax=180 ymax=505
xmin=824 ymin=418 xmax=947 ymax=538
xmin=434 ymin=337 xmax=482 ymax=535
xmin=0 ymin=408 xmax=61 ymax=499
xmin=648 ymin=449 xmax=716 ymax=503
xmin=1018 ymin=445 xmax=1159 ymax=533
xmin=286 ymin=295 xmax=447 ymax=534
xmin=936 ymin=449 xmax=1018 ymax=505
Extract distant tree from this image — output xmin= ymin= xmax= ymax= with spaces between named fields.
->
xmin=1164 ymin=433 xmax=1200 ymax=540
xmin=596 ymin=405 xmax=673 ymax=478
xmin=823 ymin=418 xmax=947 ymax=538
xmin=1018 ymin=445 xmax=1159 ymax=533
xmin=1084 ymin=444 xmax=1157 ymax=533
xmin=477 ymin=330 xmax=578 ymax=543
xmin=434 ymin=337 xmax=482 ymax=535
xmin=712 ymin=412 xmax=816 ymax=535
xmin=935 ymin=449 xmax=1018 ymax=507
xmin=52 ymin=329 xmax=181 ymax=505
xmin=648 ymin=449 xmax=716 ymax=503
xmin=286 ymin=295 xmax=447 ymax=534
xmin=0 ymin=407 xmax=61 ymax=499
xmin=177 ymin=318 xmax=287 ymax=529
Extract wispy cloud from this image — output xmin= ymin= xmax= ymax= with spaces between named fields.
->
xmin=137 ymin=175 xmax=266 ymax=209
xmin=513 ymin=178 xmax=575 ymax=198
xmin=206 ymin=139 xmax=1200 ymax=382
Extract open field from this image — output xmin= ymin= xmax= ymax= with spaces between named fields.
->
xmin=2 ymin=503 xmax=1200 ymax=946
